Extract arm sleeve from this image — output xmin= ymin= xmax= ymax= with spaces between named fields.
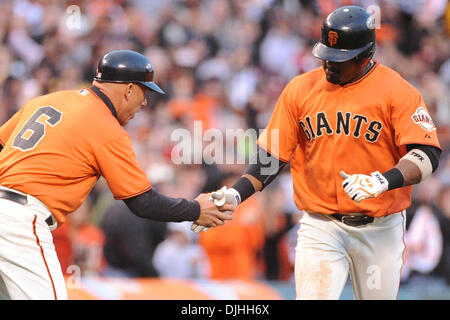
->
xmin=0 ymin=108 xmax=24 ymax=147
xmin=123 ymin=189 xmax=201 ymax=222
xmin=94 ymin=135 xmax=152 ymax=199
xmin=257 ymin=81 xmax=300 ymax=162
xmin=244 ymin=147 xmax=289 ymax=190
xmin=390 ymin=86 xmax=440 ymax=150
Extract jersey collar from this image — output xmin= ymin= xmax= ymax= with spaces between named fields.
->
xmin=323 ymin=60 xmax=379 ymax=91
xmin=89 ymin=85 xmax=118 ymax=120
xmin=341 ymin=60 xmax=378 ymax=88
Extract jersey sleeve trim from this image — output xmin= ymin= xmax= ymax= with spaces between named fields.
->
xmin=401 ymin=140 xmax=441 ymax=151
xmin=114 ymin=185 xmax=153 ymax=200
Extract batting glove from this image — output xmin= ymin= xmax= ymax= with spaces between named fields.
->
xmin=191 ymin=186 xmax=240 ymax=233
xmin=340 ymin=171 xmax=389 ymax=203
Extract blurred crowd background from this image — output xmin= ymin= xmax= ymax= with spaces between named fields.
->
xmin=0 ymin=0 xmax=449 ymax=295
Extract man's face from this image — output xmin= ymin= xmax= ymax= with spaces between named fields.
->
xmin=119 ymin=83 xmax=148 ymax=126
xmin=322 ymin=58 xmax=367 ymax=85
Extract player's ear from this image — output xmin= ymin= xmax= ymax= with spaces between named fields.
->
xmin=124 ymin=83 xmax=133 ymax=101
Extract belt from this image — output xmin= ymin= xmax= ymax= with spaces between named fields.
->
xmin=331 ymin=213 xmax=374 ymax=227
xmin=0 ymin=190 xmax=53 ymax=226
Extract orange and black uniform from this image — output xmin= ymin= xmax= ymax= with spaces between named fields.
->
xmin=0 ymin=87 xmax=199 ymax=227
xmin=257 ymin=62 xmax=441 ymax=217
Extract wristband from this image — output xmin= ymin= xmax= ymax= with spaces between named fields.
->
xmin=231 ymin=177 xmax=256 ymax=203
xmin=381 ymin=168 xmax=404 ymax=191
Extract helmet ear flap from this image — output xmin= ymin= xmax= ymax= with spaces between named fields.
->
xmin=367 ymin=43 xmax=376 ymax=59
xmin=352 ymin=43 xmax=376 ymax=63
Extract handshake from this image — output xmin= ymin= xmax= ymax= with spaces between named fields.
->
xmin=191 ymin=186 xmax=241 ymax=233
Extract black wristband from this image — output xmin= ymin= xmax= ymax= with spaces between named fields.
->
xmin=382 ymin=168 xmax=404 ymax=190
xmin=231 ymin=177 xmax=256 ymax=203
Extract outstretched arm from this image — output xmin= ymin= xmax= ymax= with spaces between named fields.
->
xmin=228 ymin=147 xmax=289 ymax=204
xmin=124 ymin=189 xmax=233 ymax=227
xmin=191 ymin=148 xmax=289 ymax=232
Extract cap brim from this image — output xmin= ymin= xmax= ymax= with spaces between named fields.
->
xmin=139 ymin=81 xmax=165 ymax=94
xmin=312 ymin=42 xmax=372 ymax=62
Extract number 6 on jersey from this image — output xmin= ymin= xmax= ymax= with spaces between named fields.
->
xmin=12 ymin=106 xmax=62 ymax=151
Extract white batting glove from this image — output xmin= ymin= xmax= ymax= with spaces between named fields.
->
xmin=191 ymin=186 xmax=240 ymax=233
xmin=340 ymin=171 xmax=389 ymax=203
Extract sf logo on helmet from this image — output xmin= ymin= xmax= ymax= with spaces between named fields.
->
xmin=328 ymin=31 xmax=338 ymax=46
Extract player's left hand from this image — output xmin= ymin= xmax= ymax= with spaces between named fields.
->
xmin=340 ymin=171 xmax=388 ymax=203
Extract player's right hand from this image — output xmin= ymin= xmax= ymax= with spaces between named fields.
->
xmin=191 ymin=187 xmax=239 ymax=233
xmin=192 ymin=192 xmax=234 ymax=232
xmin=340 ymin=171 xmax=388 ymax=203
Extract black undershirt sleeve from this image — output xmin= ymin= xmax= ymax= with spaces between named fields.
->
xmin=231 ymin=148 xmax=289 ymax=203
xmin=123 ymin=189 xmax=200 ymax=222
xmin=244 ymin=147 xmax=289 ymax=190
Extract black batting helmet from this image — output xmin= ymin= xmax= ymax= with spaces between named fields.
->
xmin=94 ymin=50 xmax=165 ymax=94
xmin=312 ymin=6 xmax=376 ymax=63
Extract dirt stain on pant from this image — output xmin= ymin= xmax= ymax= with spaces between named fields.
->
xmin=296 ymin=250 xmax=333 ymax=299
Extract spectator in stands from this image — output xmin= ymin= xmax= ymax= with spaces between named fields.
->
xmin=69 ymin=197 xmax=106 ymax=277
xmin=153 ymin=222 xmax=209 ymax=279
xmin=433 ymin=184 xmax=450 ymax=285
xmin=100 ymin=201 xmax=167 ymax=278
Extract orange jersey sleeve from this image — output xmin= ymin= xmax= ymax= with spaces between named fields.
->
xmin=0 ymin=88 xmax=151 ymax=225
xmin=257 ymin=80 xmax=301 ymax=162
xmin=94 ymin=134 xmax=151 ymax=199
xmin=257 ymin=62 xmax=440 ymax=217
xmin=388 ymin=71 xmax=440 ymax=149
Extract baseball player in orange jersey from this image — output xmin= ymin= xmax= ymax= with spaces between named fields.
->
xmin=0 ymin=50 xmax=232 ymax=300
xmin=198 ymin=6 xmax=441 ymax=299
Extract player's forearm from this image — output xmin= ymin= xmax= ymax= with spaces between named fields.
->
xmin=124 ymin=189 xmax=200 ymax=222
xmin=393 ymin=159 xmax=421 ymax=186
xmin=241 ymin=174 xmax=263 ymax=192
xmin=244 ymin=147 xmax=289 ymax=191
xmin=227 ymin=148 xmax=288 ymax=204
xmin=382 ymin=145 xmax=441 ymax=191
xmin=341 ymin=144 xmax=441 ymax=203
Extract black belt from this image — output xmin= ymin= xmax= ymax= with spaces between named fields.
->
xmin=0 ymin=190 xmax=53 ymax=226
xmin=331 ymin=213 xmax=374 ymax=227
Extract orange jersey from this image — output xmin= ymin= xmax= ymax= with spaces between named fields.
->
xmin=0 ymin=88 xmax=151 ymax=225
xmin=258 ymin=62 xmax=440 ymax=217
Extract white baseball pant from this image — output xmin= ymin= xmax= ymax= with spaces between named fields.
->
xmin=0 ymin=186 xmax=67 ymax=300
xmin=295 ymin=210 xmax=406 ymax=300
